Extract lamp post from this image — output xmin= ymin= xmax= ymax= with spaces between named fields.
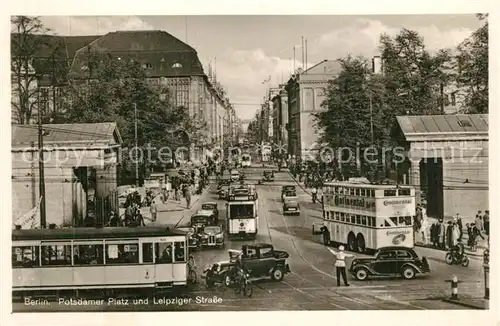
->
xmin=37 ymin=97 xmax=47 ymax=229
xmin=483 ymin=248 xmax=489 ymax=300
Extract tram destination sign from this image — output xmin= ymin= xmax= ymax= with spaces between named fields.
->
xmin=333 ymin=195 xmax=375 ymax=210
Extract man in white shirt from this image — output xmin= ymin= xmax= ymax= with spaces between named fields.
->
xmin=328 ymin=245 xmax=353 ymax=286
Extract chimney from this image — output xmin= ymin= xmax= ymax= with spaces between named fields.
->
xmin=372 ymin=56 xmax=382 ymax=74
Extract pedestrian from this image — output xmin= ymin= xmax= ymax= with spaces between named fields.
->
xmin=150 ymin=199 xmax=158 ymax=222
xmin=185 ymin=184 xmax=192 ymax=208
xmin=420 ymin=217 xmax=428 ymax=244
xmin=327 ymin=246 xmax=352 ymax=286
xmin=446 ymin=221 xmax=453 ymax=249
xmin=438 ymin=219 xmax=446 ymax=249
xmin=483 ymin=210 xmax=489 ymax=236
xmin=452 ymin=221 xmax=460 ymax=247
xmin=430 ymin=221 xmax=438 ymax=247
xmin=475 ymin=211 xmax=484 ymax=232
xmin=456 ymin=214 xmax=463 ymax=241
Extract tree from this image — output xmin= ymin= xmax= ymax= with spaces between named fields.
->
xmin=379 ymin=28 xmax=452 ymax=121
xmin=63 ymin=51 xmax=205 ymax=183
xmin=314 ymin=56 xmax=386 ymax=177
xmin=455 ymin=15 xmax=488 ymax=113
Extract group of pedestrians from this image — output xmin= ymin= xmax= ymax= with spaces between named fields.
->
xmin=415 ymin=204 xmax=489 ymax=250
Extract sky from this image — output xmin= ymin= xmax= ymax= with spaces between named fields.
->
xmin=38 ymin=15 xmax=483 ymax=126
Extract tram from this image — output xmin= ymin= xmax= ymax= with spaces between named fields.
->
xmin=12 ymin=226 xmax=189 ymax=294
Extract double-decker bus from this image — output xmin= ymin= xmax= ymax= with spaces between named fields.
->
xmin=12 ymin=226 xmax=189 ymax=297
xmin=225 ymin=184 xmax=259 ymax=239
xmin=313 ymin=181 xmax=415 ymax=253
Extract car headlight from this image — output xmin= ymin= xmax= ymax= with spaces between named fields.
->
xmin=202 ymin=234 xmax=209 ymax=239
xmin=216 ymin=233 xmax=223 ymax=239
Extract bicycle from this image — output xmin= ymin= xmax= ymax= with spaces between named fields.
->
xmin=234 ymin=272 xmax=253 ymax=297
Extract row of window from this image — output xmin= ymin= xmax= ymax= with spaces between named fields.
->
xmin=323 ymin=186 xmax=411 ymax=197
xmin=12 ymin=241 xmax=185 ymax=268
xmin=323 ymin=211 xmax=413 ymax=228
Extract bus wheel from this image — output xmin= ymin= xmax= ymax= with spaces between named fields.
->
xmin=356 ymin=234 xmax=366 ymax=253
xmin=347 ymin=232 xmax=357 ymax=252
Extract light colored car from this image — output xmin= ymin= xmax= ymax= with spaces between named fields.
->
xmin=283 ymin=201 xmax=300 ymax=215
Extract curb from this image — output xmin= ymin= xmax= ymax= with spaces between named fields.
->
xmin=414 ymin=243 xmax=485 ymax=257
xmin=442 ymin=298 xmax=487 ymax=309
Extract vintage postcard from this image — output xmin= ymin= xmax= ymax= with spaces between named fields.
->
xmin=3 ymin=2 xmax=496 ymax=325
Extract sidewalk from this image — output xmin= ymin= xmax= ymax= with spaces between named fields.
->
xmin=442 ymin=297 xmax=489 ymax=309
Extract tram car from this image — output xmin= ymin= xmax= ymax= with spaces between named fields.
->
xmin=12 ymin=226 xmax=189 ymax=296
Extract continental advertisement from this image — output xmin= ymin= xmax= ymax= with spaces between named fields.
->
xmin=326 ymin=195 xmax=415 ymax=216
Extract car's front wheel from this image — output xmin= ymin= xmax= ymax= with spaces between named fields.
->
xmin=271 ymin=267 xmax=285 ymax=281
xmin=355 ymin=268 xmax=369 ymax=281
xmin=401 ymin=266 xmax=416 ymax=280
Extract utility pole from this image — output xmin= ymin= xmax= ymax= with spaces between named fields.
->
xmin=37 ymin=93 xmax=47 ymax=229
xmin=134 ymin=103 xmax=139 ymax=187
xmin=440 ymin=82 xmax=445 ymax=115
xmin=369 ymin=92 xmax=374 ymax=144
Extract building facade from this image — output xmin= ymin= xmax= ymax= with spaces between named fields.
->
xmin=397 ymin=114 xmax=488 ymax=223
xmin=271 ymin=88 xmax=289 ymax=152
xmin=285 ymin=60 xmax=340 ymax=160
xmin=12 ymin=123 xmax=122 ymax=227
xmin=11 ymin=30 xmax=232 ymax=163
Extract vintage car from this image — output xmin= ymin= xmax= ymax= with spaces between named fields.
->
xmin=281 ymin=185 xmax=297 ymax=201
xmin=228 ymin=244 xmax=291 ymax=282
xmin=283 ymin=200 xmax=300 ymax=215
xmin=195 ymin=208 xmax=217 ymax=225
xmin=202 ymin=260 xmax=237 ymax=288
xmin=201 ymin=202 xmax=219 ymax=223
xmin=198 ymin=225 xmax=225 ymax=248
xmin=190 ymin=211 xmax=212 ymax=228
xmin=349 ymin=246 xmax=431 ymax=281
xmin=262 ymin=170 xmax=274 ymax=182
xmin=176 ymin=226 xmax=200 ymax=250
xmin=230 ymin=169 xmax=240 ymax=182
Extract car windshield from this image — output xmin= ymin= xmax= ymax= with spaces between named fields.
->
xmin=204 ymin=226 xmax=221 ymax=233
xmin=283 ymin=186 xmax=295 ymax=192
xmin=229 ymin=204 xmax=254 ymax=219
xmin=242 ymin=155 xmax=250 ymax=161
xmin=191 ymin=215 xmax=207 ymax=223
xmin=231 ymin=171 xmax=239 ymax=175
xmin=201 ymin=204 xmax=215 ymax=210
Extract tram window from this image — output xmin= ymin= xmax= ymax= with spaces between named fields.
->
xmin=350 ymin=215 xmax=356 ymax=224
xmin=41 ymin=244 xmax=71 ymax=266
xmin=173 ymin=242 xmax=186 ymax=262
xmin=155 ymin=242 xmax=173 ymax=264
xmin=355 ymin=189 xmax=360 ymax=196
xmin=404 ymin=216 xmax=412 ymax=226
xmin=340 ymin=213 xmax=345 ymax=222
xmin=384 ymin=220 xmax=391 ymax=227
xmin=361 ymin=189 xmax=366 ymax=197
xmin=12 ymin=246 xmax=39 ymax=268
xmin=73 ymin=244 xmax=104 ymax=265
xmin=361 ymin=216 xmax=367 ymax=226
xmin=106 ymin=243 xmax=139 ymax=264
xmin=398 ymin=216 xmax=405 ymax=225
xmin=384 ymin=190 xmax=397 ymax=196
xmin=356 ymin=215 xmax=361 ymax=225
xmin=390 ymin=217 xmax=398 ymax=225
xmin=370 ymin=190 xmax=375 ymax=197
xmin=334 ymin=187 xmax=339 ymax=194
xmin=349 ymin=188 xmax=355 ymax=195
xmin=398 ymin=188 xmax=410 ymax=196
xmin=142 ymin=243 xmax=154 ymax=263
xmin=335 ymin=212 xmax=340 ymax=221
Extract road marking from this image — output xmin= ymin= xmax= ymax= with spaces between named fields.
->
xmin=374 ymin=295 xmax=427 ymax=310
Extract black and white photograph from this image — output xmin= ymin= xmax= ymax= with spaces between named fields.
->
xmin=5 ymin=2 xmax=495 ymax=321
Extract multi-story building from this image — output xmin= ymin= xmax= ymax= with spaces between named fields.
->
xmin=285 ymin=60 xmax=340 ymax=160
xmin=11 ymin=30 xmax=232 ymax=162
xmin=271 ymin=88 xmax=289 ymax=153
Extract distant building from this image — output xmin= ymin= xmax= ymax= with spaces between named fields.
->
xmin=285 ymin=60 xmax=340 ymax=160
xmin=271 ymin=87 xmax=289 ymax=152
xmin=11 ymin=30 xmax=232 ymax=162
